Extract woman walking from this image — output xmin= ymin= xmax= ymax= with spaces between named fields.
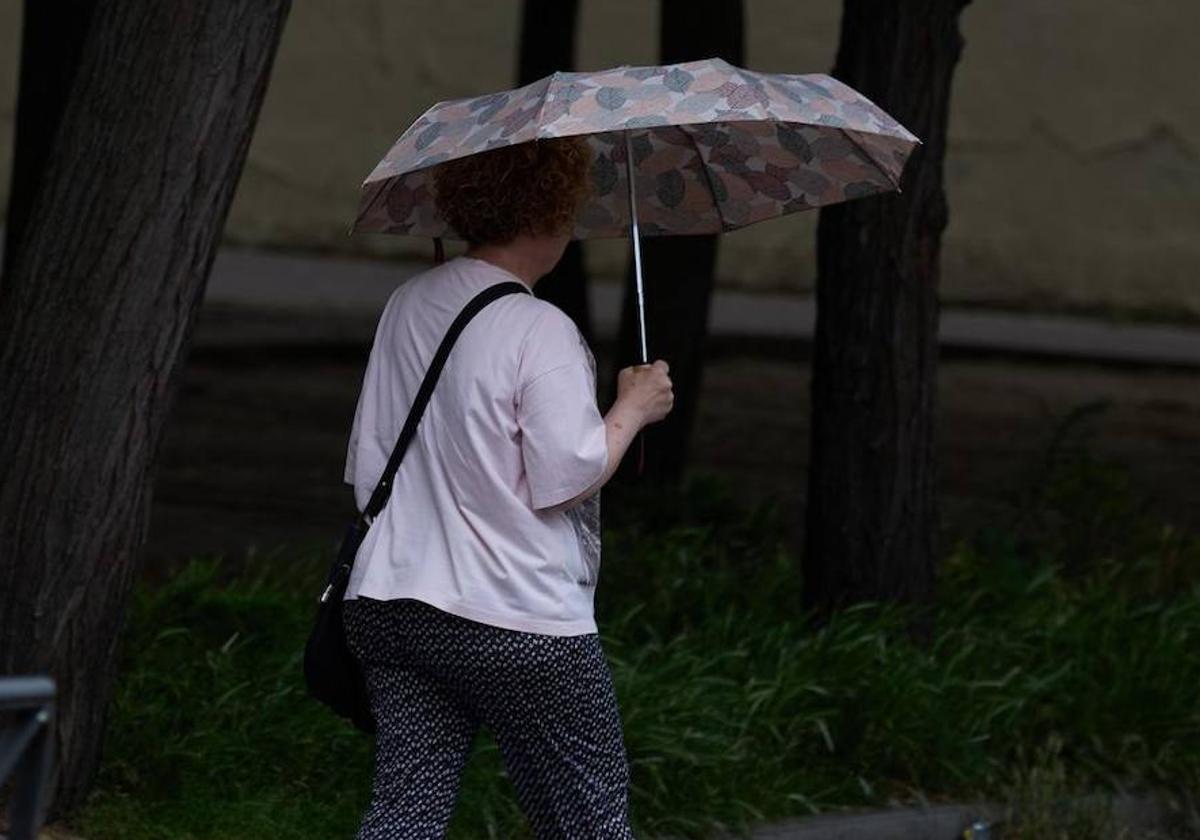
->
xmin=341 ymin=135 xmax=674 ymax=839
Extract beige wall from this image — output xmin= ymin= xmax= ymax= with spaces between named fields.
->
xmin=2 ymin=1 xmax=1197 ymax=320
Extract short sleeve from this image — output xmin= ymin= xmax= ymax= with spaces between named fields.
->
xmin=516 ymin=307 xmax=608 ymax=510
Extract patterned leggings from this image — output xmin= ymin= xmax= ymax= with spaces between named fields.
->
xmin=342 ymin=596 xmax=636 ymax=839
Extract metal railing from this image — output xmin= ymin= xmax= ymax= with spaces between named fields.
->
xmin=0 ymin=676 xmax=55 ymax=840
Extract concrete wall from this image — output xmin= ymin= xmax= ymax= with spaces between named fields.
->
xmin=1 ymin=1 xmax=1197 ymax=320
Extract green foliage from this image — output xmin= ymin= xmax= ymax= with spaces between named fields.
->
xmin=75 ymin=453 xmax=1200 ymax=839
xmin=80 ymin=551 xmax=373 ymax=838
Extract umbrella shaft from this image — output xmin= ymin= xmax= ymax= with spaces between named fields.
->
xmin=624 ymin=130 xmax=649 ymax=364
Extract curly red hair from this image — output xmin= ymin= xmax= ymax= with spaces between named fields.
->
xmin=432 ymin=136 xmax=593 ymax=247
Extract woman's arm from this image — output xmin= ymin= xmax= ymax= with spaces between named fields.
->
xmin=539 ymin=360 xmax=674 ymax=514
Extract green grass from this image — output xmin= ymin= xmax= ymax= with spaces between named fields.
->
xmin=75 ymin=444 xmax=1200 ymax=839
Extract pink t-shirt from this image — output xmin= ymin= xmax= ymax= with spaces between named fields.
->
xmin=342 ymin=254 xmax=608 ymax=636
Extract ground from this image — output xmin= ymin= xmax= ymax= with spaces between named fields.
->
xmin=144 ymin=340 xmax=1200 ymax=575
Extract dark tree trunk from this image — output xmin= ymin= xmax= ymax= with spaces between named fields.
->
xmin=611 ymin=0 xmax=743 ymax=484
xmin=0 ymin=0 xmax=291 ymax=818
xmin=2 ymin=0 xmax=98 ymax=278
xmin=802 ymin=0 xmax=971 ymax=619
xmin=516 ymin=0 xmax=593 ymax=343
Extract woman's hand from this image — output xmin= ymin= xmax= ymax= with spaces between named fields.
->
xmin=615 ymin=360 xmax=674 ymax=428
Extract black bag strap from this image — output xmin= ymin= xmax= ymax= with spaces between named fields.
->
xmin=360 ymin=279 xmax=530 ymax=525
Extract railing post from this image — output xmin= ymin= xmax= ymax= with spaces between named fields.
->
xmin=0 ymin=676 xmax=57 ymax=840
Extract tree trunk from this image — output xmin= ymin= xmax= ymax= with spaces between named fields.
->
xmin=2 ymin=0 xmax=98 ymax=278
xmin=0 ymin=0 xmax=291 ymax=818
xmin=516 ymin=0 xmax=593 ymax=343
xmin=611 ymin=0 xmax=743 ymax=484
xmin=802 ymin=0 xmax=971 ymax=619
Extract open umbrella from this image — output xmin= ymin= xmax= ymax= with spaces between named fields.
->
xmin=352 ymin=56 xmax=921 ymax=364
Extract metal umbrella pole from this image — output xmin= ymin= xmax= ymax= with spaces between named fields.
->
xmin=624 ymin=129 xmax=649 ymax=365
xmin=623 ymin=129 xmax=649 ymax=474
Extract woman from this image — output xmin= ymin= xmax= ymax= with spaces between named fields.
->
xmin=341 ymin=135 xmax=674 ymax=839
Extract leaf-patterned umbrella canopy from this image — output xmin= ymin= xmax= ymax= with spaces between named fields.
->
xmin=352 ymin=57 xmax=921 ymax=240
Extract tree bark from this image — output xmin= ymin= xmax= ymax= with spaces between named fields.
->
xmin=2 ymin=0 xmax=98 ymax=279
xmin=516 ymin=0 xmax=593 ymax=343
xmin=611 ymin=0 xmax=743 ymax=484
xmin=0 ymin=0 xmax=291 ymax=818
xmin=802 ymin=0 xmax=971 ymax=619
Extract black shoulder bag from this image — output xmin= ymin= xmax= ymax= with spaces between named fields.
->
xmin=303 ymin=280 xmax=530 ymax=733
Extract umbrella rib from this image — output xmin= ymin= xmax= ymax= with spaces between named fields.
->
xmin=352 ymin=179 xmax=389 ymax=234
xmin=677 ymin=123 xmax=730 ymax=233
xmin=838 ymin=127 xmax=902 ymax=193
xmin=533 ymin=72 xmax=558 ymax=141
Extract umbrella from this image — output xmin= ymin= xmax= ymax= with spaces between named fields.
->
xmin=352 ymin=56 xmax=921 ymax=365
